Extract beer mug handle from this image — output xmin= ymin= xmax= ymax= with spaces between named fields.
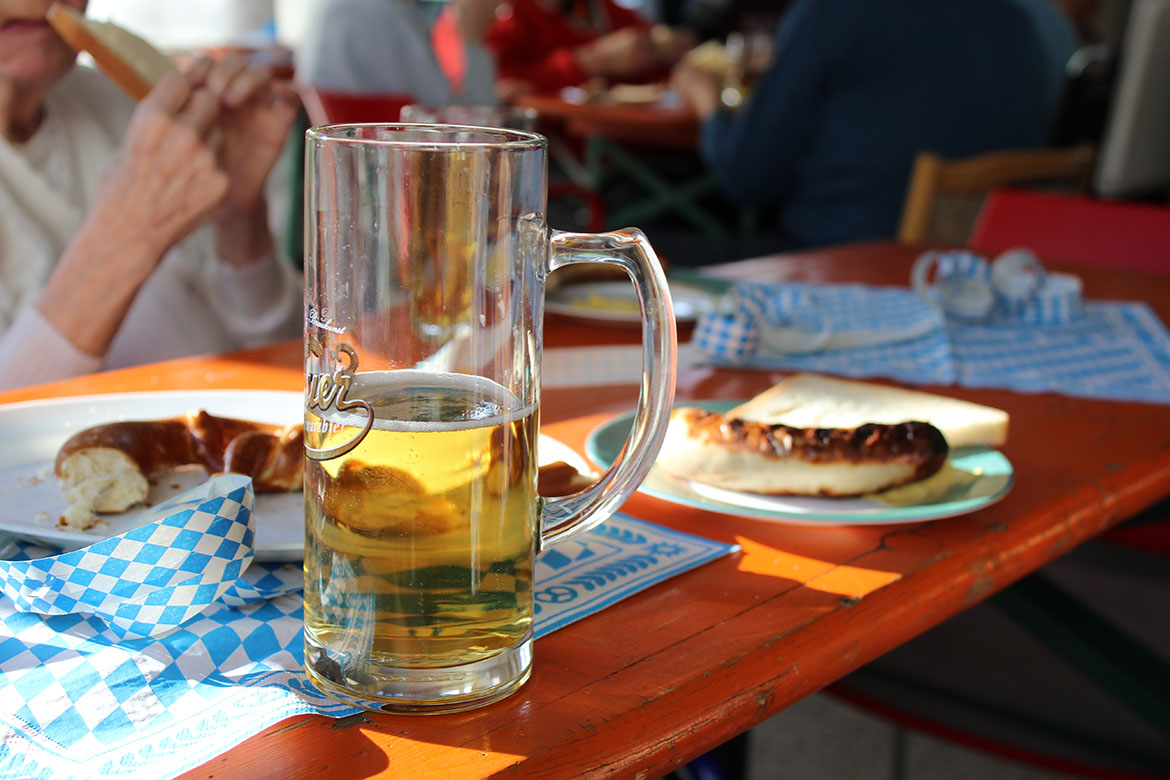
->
xmin=539 ymin=228 xmax=678 ymax=550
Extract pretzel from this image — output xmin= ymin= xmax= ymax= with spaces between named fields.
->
xmin=55 ymin=411 xmax=304 ymax=518
xmin=53 ymin=409 xmax=591 ymax=532
xmin=536 ymin=461 xmax=596 ymax=497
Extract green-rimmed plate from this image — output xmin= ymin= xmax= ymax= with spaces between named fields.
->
xmin=585 ymin=400 xmax=1014 ymax=526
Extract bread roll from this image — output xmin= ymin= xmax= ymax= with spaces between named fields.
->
xmin=655 ymin=374 xmax=1008 ymax=498
xmin=657 ymin=406 xmax=949 ymax=497
xmin=727 ymin=373 xmax=1009 ymax=450
xmin=48 ymin=3 xmax=176 ymax=100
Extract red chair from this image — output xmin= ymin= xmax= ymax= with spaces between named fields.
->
xmin=969 ymin=188 xmax=1170 ymax=275
xmin=297 ymin=85 xmax=414 ymax=126
xmin=970 ymin=185 xmax=1170 ymax=566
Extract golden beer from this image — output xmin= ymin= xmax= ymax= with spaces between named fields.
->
xmin=303 ymin=371 xmax=538 ymax=694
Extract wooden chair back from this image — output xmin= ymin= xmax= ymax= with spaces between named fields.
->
xmin=897 ymin=145 xmax=1097 ymax=245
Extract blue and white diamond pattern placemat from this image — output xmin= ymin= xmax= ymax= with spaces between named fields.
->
xmin=0 ymin=479 xmax=736 ymax=780
xmin=695 ymin=283 xmax=956 ymax=385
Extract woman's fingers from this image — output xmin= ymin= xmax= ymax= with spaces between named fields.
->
xmin=188 ymin=51 xmax=277 ymax=109
xmin=142 ymin=72 xmax=193 ymax=115
xmin=177 ymin=88 xmax=219 ymax=138
xmin=179 ymin=51 xmax=282 ymax=112
xmin=201 ymin=52 xmax=248 ymax=102
xmin=183 ymin=55 xmax=215 ymax=86
xmin=221 ymin=64 xmax=274 ymax=108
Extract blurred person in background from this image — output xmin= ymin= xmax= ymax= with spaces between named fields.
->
xmin=0 ymin=0 xmax=301 ymax=390
xmin=483 ymin=0 xmax=696 ymax=96
xmin=670 ymin=0 xmax=1063 ymax=251
xmin=296 ymin=0 xmax=501 ymax=104
xmin=1011 ymin=0 xmax=1081 ymax=124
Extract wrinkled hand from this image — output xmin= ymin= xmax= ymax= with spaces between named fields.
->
xmin=578 ymin=28 xmax=660 ymax=80
xmin=669 ymin=59 xmax=723 ymax=118
xmin=41 ymin=73 xmax=231 ymax=357
xmin=187 ymin=54 xmax=299 ymax=214
xmin=180 ymin=55 xmax=299 ymax=265
xmin=93 ymin=72 xmax=229 ymax=265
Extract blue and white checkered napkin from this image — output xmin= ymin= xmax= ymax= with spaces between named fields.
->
xmin=691 ymin=259 xmax=1170 ymax=404
xmin=0 ymin=475 xmax=299 ymax=640
xmin=0 ymin=505 xmax=735 ymax=780
xmin=693 ymin=281 xmax=955 ymax=385
xmin=950 ymin=301 xmax=1170 ymax=402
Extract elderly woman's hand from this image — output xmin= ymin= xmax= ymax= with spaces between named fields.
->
xmin=185 ymin=54 xmax=300 ymax=266
xmin=90 ymin=71 xmax=232 ymax=272
xmin=39 ymin=71 xmax=232 ymax=357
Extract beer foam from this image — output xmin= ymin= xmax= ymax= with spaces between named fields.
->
xmin=314 ymin=370 xmax=536 ymax=432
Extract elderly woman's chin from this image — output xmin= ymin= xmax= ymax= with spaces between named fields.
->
xmin=0 ymin=18 xmax=78 ymax=88
xmin=0 ymin=34 xmax=76 ymax=87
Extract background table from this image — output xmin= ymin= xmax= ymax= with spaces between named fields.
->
xmin=514 ymin=92 xmax=736 ymax=236
xmin=3 ymin=242 xmax=1169 ymax=779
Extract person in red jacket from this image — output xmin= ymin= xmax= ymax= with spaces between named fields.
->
xmin=483 ymin=0 xmax=693 ymax=95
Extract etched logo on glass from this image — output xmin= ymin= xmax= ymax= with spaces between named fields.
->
xmin=305 ymin=342 xmax=373 ymax=461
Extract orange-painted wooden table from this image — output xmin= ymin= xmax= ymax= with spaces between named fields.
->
xmin=3 ymin=242 xmax=1169 ymax=779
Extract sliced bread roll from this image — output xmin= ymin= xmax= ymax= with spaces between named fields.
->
xmin=48 ymin=3 xmax=176 ymax=100
xmin=727 ymin=373 xmax=1009 ymax=450
xmin=657 ymin=407 xmax=949 ymax=497
xmin=655 ymin=374 xmax=1008 ymax=497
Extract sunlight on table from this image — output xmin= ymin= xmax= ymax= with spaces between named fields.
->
xmin=735 ymin=537 xmax=901 ymax=599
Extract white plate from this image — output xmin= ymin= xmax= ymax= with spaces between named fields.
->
xmin=546 ymin=280 xmax=720 ymax=324
xmin=0 ymin=390 xmax=588 ymax=560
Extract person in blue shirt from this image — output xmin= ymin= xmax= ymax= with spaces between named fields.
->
xmin=671 ymin=0 xmax=1062 ymax=249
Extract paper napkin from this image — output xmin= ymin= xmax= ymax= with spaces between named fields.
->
xmin=0 ymin=475 xmax=302 ymax=639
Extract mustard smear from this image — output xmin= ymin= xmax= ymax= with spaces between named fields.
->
xmin=869 ymin=463 xmax=983 ymax=506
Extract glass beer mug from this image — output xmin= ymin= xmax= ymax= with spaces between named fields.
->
xmin=303 ymin=124 xmax=677 ymax=713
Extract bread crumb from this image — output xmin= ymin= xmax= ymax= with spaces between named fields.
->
xmin=58 ymin=502 xmax=99 ymax=531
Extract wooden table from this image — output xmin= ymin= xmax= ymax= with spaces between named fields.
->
xmin=4 ymin=242 xmax=1169 ymax=779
